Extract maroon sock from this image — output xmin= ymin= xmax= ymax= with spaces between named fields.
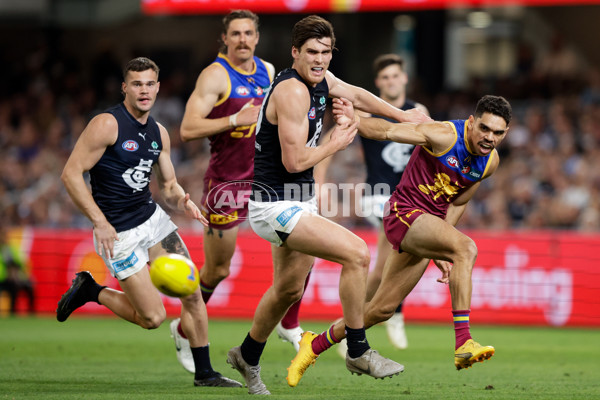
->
xmin=177 ymin=321 xmax=187 ymax=339
xmin=311 ymin=325 xmax=340 ymax=355
xmin=281 ymin=269 xmax=312 ymax=329
xmin=452 ymin=309 xmax=472 ymax=349
xmin=200 ymin=279 xmax=215 ymax=304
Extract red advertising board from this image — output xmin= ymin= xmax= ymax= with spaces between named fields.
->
xmin=141 ymin=0 xmax=600 ymax=15
xmin=14 ymin=228 xmax=600 ymax=327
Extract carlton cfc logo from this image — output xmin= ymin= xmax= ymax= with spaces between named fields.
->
xmin=236 ymin=86 xmax=250 ymax=96
xmin=122 ymin=140 xmax=139 ymax=152
xmin=446 ymin=155 xmax=459 ymax=168
xmin=308 ymin=107 xmax=316 ymax=120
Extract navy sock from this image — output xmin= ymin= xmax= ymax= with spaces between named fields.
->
xmin=92 ymin=284 xmax=106 ymax=304
xmin=345 ymin=326 xmax=370 ymax=358
xmin=192 ymin=345 xmax=214 ymax=380
xmin=395 ymin=302 xmax=403 ymax=313
xmin=240 ymin=333 xmax=266 ymax=366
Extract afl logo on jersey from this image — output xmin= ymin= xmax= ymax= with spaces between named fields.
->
xmin=308 ymin=107 xmax=316 ymax=120
xmin=446 ymin=155 xmax=459 ymax=168
xmin=236 ymin=86 xmax=251 ymax=96
xmin=122 ymin=140 xmax=139 ymax=152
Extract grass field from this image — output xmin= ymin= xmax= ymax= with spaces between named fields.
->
xmin=1 ymin=317 xmax=599 ymax=399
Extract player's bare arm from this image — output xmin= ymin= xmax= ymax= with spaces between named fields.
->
xmin=180 ymin=64 xmax=260 ymax=141
xmin=333 ymin=97 xmax=451 ymax=151
xmin=61 ymin=114 xmax=119 ymax=258
xmin=415 ymin=102 xmax=430 ymax=117
xmin=154 ymin=124 xmax=208 ymax=226
xmin=326 ymin=71 xmax=431 ymax=123
xmin=272 ymin=79 xmax=357 ymax=173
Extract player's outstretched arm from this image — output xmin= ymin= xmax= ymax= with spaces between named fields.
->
xmin=333 ymin=97 xmax=432 ymax=146
xmin=326 ymin=71 xmax=431 ymax=123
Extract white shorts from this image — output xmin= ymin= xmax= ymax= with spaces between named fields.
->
xmin=248 ymin=198 xmax=318 ymax=246
xmin=95 ymin=205 xmax=178 ymax=280
xmin=360 ymin=194 xmax=390 ymax=228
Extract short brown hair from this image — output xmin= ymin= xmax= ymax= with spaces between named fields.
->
xmin=373 ymin=54 xmax=404 ymax=76
xmin=123 ymin=57 xmax=159 ymax=81
xmin=291 ymin=15 xmax=336 ymax=51
xmin=220 ymin=9 xmax=260 ymax=53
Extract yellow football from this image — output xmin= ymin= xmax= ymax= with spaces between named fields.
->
xmin=150 ymin=254 xmax=199 ymax=298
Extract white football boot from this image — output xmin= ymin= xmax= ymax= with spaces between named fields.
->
xmin=170 ymin=318 xmax=195 ymax=373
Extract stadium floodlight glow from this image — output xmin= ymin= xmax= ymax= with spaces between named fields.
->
xmin=141 ymin=0 xmax=600 ymax=15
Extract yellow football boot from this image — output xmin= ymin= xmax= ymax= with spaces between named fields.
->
xmin=454 ymin=339 xmax=495 ymax=370
xmin=286 ymin=331 xmax=319 ymax=387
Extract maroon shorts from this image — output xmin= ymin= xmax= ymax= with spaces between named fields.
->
xmin=383 ymin=200 xmax=426 ymax=251
xmin=201 ymin=178 xmax=251 ymax=230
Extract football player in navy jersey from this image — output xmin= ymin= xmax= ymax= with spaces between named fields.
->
xmin=58 ymin=57 xmax=241 ymax=388
xmin=177 ymin=9 xmax=310 ymax=371
xmin=223 ymin=15 xmax=430 ymax=393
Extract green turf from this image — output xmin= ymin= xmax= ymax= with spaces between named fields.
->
xmin=1 ymin=317 xmax=599 ymax=399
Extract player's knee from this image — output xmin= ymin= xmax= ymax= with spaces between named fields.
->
xmin=346 ymin=243 xmax=370 ymax=270
xmin=274 ymin=284 xmax=304 ymax=304
xmin=459 ymin=237 xmax=478 ymax=267
xmin=139 ymin=309 xmax=166 ymax=330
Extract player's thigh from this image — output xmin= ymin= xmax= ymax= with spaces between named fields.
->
xmin=119 ymin=266 xmax=165 ymax=317
xmin=401 ymin=213 xmax=472 ymax=261
xmin=202 ymin=225 xmax=239 ymax=267
xmin=285 ymin=212 xmax=368 ymax=265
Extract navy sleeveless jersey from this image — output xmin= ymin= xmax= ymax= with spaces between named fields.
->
xmin=252 ymin=68 xmax=328 ymax=201
xmin=360 ymin=99 xmax=418 ymax=196
xmin=90 ymin=103 xmax=162 ymax=232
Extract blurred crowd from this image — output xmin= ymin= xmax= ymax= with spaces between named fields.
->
xmin=1 ymin=37 xmax=600 ymax=233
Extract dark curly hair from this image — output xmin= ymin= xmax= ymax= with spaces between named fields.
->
xmin=475 ymin=95 xmax=512 ymax=125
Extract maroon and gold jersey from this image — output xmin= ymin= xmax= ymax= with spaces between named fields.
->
xmin=204 ymin=54 xmax=272 ymax=183
xmin=391 ymin=119 xmax=496 ymax=219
